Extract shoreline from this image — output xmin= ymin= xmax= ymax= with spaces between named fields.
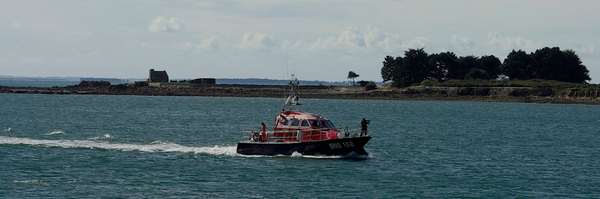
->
xmin=2 ymin=82 xmax=600 ymax=105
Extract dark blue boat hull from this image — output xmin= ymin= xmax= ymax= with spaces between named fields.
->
xmin=237 ymin=136 xmax=371 ymax=158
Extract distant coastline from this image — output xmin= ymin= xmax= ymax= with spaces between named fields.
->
xmin=0 ymin=76 xmax=369 ymax=87
xmin=2 ymin=80 xmax=600 ymax=105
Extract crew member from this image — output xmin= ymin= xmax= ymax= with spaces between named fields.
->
xmin=260 ymin=122 xmax=267 ymax=141
xmin=361 ymin=118 xmax=370 ymax=136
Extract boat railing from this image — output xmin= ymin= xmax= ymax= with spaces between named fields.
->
xmin=241 ymin=127 xmax=364 ymax=143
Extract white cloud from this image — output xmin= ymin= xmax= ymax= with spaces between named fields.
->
xmin=338 ymin=26 xmax=366 ymax=48
xmin=177 ymin=42 xmax=195 ymax=50
xmin=239 ymin=33 xmax=279 ymax=50
xmin=309 ymin=36 xmax=342 ymax=51
xmin=572 ymin=44 xmax=596 ymax=55
xmin=198 ymin=37 xmax=220 ymax=50
xmin=304 ymin=26 xmax=403 ymax=53
xmin=364 ymin=26 xmax=403 ymax=52
xmin=486 ymin=32 xmax=536 ymax=51
xmin=451 ymin=35 xmax=474 ymax=49
xmin=177 ymin=37 xmax=220 ymax=53
xmin=13 ymin=22 xmax=21 ymax=28
xmin=147 ymin=16 xmax=184 ymax=32
xmin=405 ymin=37 xmax=430 ymax=49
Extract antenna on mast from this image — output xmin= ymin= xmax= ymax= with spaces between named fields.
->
xmin=283 ymin=73 xmax=301 ymax=111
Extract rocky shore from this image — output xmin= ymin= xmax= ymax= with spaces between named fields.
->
xmin=2 ymin=81 xmax=600 ymax=105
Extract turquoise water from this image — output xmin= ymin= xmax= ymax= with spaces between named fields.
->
xmin=1 ymin=93 xmax=599 ymax=198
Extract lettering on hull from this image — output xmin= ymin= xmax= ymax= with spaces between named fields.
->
xmin=328 ymin=141 xmax=354 ymax=149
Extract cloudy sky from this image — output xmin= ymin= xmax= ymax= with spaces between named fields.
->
xmin=2 ymin=0 xmax=599 ymax=83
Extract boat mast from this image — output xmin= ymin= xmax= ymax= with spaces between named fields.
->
xmin=283 ymin=74 xmax=302 ymax=111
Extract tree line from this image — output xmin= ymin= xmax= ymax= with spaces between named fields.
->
xmin=381 ymin=47 xmax=591 ymax=87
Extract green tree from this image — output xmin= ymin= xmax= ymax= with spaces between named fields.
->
xmin=531 ymin=47 xmax=563 ymax=80
xmin=430 ymin=52 xmax=459 ymax=82
xmin=381 ymin=55 xmax=396 ymax=83
xmin=479 ymin=55 xmax=502 ymax=79
xmin=357 ymin=80 xmax=377 ymax=90
xmin=465 ymin=68 xmax=490 ymax=80
xmin=381 ymin=55 xmax=404 ymax=87
xmin=445 ymin=54 xmax=469 ymax=80
xmin=501 ymin=49 xmax=534 ymax=80
xmin=560 ymin=49 xmax=590 ymax=83
xmin=381 ymin=47 xmax=591 ymax=87
xmin=457 ymin=55 xmax=480 ymax=80
xmin=399 ymin=48 xmax=433 ymax=87
xmin=347 ymin=71 xmax=359 ymax=86
xmin=530 ymin=47 xmax=590 ymax=83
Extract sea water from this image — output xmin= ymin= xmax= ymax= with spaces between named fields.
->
xmin=1 ymin=93 xmax=599 ymax=198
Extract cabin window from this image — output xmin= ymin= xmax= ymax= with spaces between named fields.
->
xmin=310 ymin=120 xmax=320 ymax=127
xmin=282 ymin=119 xmax=289 ymax=126
xmin=290 ymin=119 xmax=300 ymax=126
xmin=301 ymin=120 xmax=310 ymax=127
xmin=322 ymin=120 xmax=335 ymax=128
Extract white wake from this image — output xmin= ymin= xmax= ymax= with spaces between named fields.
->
xmin=45 ymin=130 xmax=65 ymax=135
xmin=0 ymin=136 xmax=238 ymax=157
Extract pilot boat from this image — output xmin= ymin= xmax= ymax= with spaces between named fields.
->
xmin=236 ymin=75 xmax=372 ymax=159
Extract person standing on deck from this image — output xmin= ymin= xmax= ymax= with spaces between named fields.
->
xmin=361 ymin=118 xmax=370 ymax=136
xmin=260 ymin=122 xmax=267 ymax=141
xmin=260 ymin=122 xmax=266 ymax=131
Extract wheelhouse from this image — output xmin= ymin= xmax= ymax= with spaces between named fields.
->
xmin=267 ymin=110 xmax=340 ymax=141
xmin=273 ymin=111 xmax=336 ymax=131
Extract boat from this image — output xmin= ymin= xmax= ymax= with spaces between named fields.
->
xmin=236 ymin=75 xmax=372 ymax=159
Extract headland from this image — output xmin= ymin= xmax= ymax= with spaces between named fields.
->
xmin=2 ymin=80 xmax=600 ymax=105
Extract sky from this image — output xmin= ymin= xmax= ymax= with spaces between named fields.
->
xmin=2 ymin=0 xmax=599 ymax=83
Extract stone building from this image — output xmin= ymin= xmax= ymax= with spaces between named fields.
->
xmin=148 ymin=69 xmax=169 ymax=82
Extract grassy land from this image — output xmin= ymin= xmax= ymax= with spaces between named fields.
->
xmin=418 ymin=79 xmax=600 ymax=91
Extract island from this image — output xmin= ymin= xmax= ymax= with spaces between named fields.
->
xmin=2 ymin=79 xmax=600 ymax=105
